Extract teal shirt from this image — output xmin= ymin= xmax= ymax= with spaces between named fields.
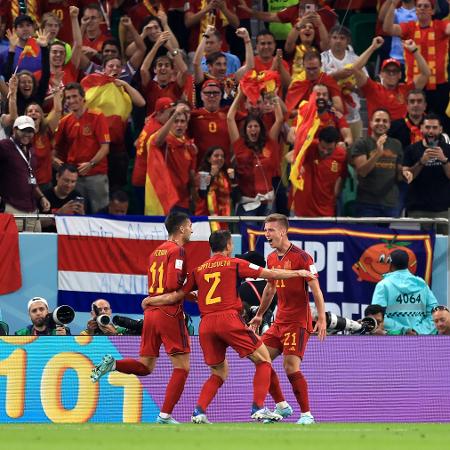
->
xmin=372 ymin=269 xmax=438 ymax=335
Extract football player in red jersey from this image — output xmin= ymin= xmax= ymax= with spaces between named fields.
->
xmin=249 ymin=213 xmax=327 ymax=425
xmin=91 ymin=212 xmax=192 ymax=424
xmin=144 ymin=229 xmax=314 ymax=423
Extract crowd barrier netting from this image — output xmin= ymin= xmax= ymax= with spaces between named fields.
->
xmin=1 ymin=335 xmax=449 ymax=423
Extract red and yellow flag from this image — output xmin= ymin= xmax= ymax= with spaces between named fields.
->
xmin=17 ymin=37 xmax=40 ymax=65
xmin=239 ymin=70 xmax=280 ymax=105
xmin=144 ymin=133 xmax=179 ymax=215
xmin=81 ymin=73 xmax=132 ymax=144
xmin=289 ymin=93 xmax=321 ymax=190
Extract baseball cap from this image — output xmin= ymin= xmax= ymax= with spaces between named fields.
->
xmin=202 ymin=79 xmax=221 ymax=91
xmin=381 ymin=58 xmax=401 ymax=71
xmin=235 ymin=251 xmax=266 ymax=268
xmin=14 ymin=116 xmax=36 ymax=131
xmin=14 ymin=14 xmax=34 ymax=28
xmin=154 ymin=97 xmax=175 ymax=113
xmin=27 ymin=297 xmax=49 ymax=311
xmin=390 ymin=250 xmax=409 ymax=270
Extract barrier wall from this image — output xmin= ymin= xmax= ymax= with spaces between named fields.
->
xmin=0 ymin=234 xmax=448 ymax=335
xmin=1 ymin=336 xmax=449 ymax=423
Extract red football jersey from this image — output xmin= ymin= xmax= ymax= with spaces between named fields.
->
xmin=183 ymin=255 xmax=263 ymax=316
xmin=267 ymin=244 xmax=317 ymax=329
xmin=147 ymin=240 xmax=187 ymax=316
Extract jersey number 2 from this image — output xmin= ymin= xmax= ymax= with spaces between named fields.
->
xmin=149 ymin=262 xmax=164 ymax=294
xmin=204 ymin=272 xmax=222 ymax=305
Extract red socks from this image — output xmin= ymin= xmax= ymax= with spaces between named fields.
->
xmin=161 ymin=368 xmax=189 ymax=414
xmin=269 ymin=367 xmax=285 ymax=403
xmin=253 ymin=361 xmax=272 ymax=409
xmin=115 ymin=359 xmax=150 ymax=376
xmin=288 ymin=371 xmax=310 ymax=412
xmin=196 ymin=374 xmax=224 ymax=412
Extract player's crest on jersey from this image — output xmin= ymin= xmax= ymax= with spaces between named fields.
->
xmin=283 ymin=260 xmax=292 ymax=269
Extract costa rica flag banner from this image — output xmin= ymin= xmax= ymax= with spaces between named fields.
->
xmin=55 ymin=216 xmax=211 ymax=314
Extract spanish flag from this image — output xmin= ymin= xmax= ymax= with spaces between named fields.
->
xmin=144 ymin=133 xmax=179 ymax=215
xmin=239 ymin=70 xmax=280 ymax=106
xmin=81 ymin=73 xmax=132 ymax=144
xmin=289 ymin=92 xmax=321 ymax=190
xmin=17 ymin=37 xmax=40 ymax=65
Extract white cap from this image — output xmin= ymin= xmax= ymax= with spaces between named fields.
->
xmin=13 ymin=115 xmax=36 ymax=131
xmin=27 ymin=297 xmax=49 ymax=311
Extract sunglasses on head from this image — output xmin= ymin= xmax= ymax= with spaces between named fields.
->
xmin=432 ymin=305 xmax=449 ymax=313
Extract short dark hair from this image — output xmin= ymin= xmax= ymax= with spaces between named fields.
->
xmin=329 ymin=25 xmax=351 ymax=39
xmin=318 ymin=126 xmax=340 ymax=144
xmin=364 ymin=304 xmax=385 ymax=318
xmin=101 ymin=38 xmax=121 ymax=53
xmin=423 ymin=113 xmax=442 ymax=125
xmin=256 ymin=29 xmax=276 ymax=42
xmin=14 ymin=14 xmax=34 ymax=28
xmin=83 ymin=3 xmax=102 ymax=14
xmin=57 ymin=163 xmax=78 ymax=177
xmin=372 ymin=108 xmax=391 ymax=119
xmin=209 ymin=230 xmax=232 ymax=252
xmin=303 ymin=50 xmax=321 ymax=63
xmin=165 ymin=212 xmax=190 ymax=235
xmin=110 ymin=190 xmax=129 ymax=203
xmin=406 ymin=89 xmax=426 ymax=102
xmin=64 ymin=82 xmax=85 ymax=98
xmin=102 ymin=55 xmax=123 ymax=68
xmin=390 ymin=249 xmax=409 ymax=270
xmin=206 ymin=52 xmax=226 ymax=66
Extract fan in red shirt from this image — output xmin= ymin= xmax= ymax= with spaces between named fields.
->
xmin=286 ymin=51 xmax=344 ymax=113
xmin=80 ymin=3 xmax=111 ymax=58
xmin=54 ymin=82 xmax=110 ymax=213
xmin=249 ymin=214 xmax=327 ymax=425
xmin=140 ymin=31 xmax=188 ymax=114
xmin=147 ymin=103 xmax=197 ymax=212
xmin=145 ymin=229 xmax=314 ymax=424
xmin=91 ymin=212 xmax=193 ymax=425
xmin=352 ymin=36 xmax=430 ymax=121
xmin=227 ymin=88 xmax=284 ymax=216
xmin=190 ymin=80 xmax=231 ymax=166
xmin=131 ymin=98 xmax=175 ymax=212
xmin=288 ymin=127 xmax=348 ymax=217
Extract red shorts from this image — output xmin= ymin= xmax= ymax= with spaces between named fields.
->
xmin=199 ymin=311 xmax=262 ymax=366
xmin=140 ymin=308 xmax=190 ymax=357
xmin=262 ymin=323 xmax=310 ymax=358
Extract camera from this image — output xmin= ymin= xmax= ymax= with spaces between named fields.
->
xmin=45 ymin=305 xmax=75 ymax=329
xmin=93 ymin=304 xmax=111 ymax=327
xmin=74 ymin=196 xmax=84 ymax=204
xmin=244 ymin=305 xmax=273 ymax=334
xmin=324 ymin=311 xmax=377 ymax=335
xmin=113 ymin=315 xmax=143 ymax=335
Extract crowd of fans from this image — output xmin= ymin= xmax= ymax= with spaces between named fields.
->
xmin=0 ymin=0 xmax=449 ymax=232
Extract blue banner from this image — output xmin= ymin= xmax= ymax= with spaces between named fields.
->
xmin=242 ymin=222 xmax=435 ymax=319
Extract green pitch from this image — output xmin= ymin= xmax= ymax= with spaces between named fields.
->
xmin=2 ymin=423 xmax=450 ymax=450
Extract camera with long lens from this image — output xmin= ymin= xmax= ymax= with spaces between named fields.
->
xmin=112 ymin=315 xmax=143 ymax=335
xmin=93 ymin=304 xmax=111 ymax=327
xmin=45 ymin=305 xmax=75 ymax=329
xmin=325 ymin=311 xmax=377 ymax=335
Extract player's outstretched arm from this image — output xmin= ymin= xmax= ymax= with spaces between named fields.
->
xmin=261 ymin=267 xmax=313 ymax=280
xmin=141 ymin=291 xmax=184 ymax=309
xmin=309 ymin=278 xmax=327 ymax=341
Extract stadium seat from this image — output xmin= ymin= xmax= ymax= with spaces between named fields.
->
xmin=349 ymin=13 xmax=378 ymax=60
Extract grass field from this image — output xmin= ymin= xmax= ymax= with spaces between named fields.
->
xmin=2 ymin=423 xmax=450 ymax=450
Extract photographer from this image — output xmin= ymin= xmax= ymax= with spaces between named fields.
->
xmin=81 ymin=299 xmax=128 ymax=336
xmin=15 ymin=297 xmax=71 ymax=336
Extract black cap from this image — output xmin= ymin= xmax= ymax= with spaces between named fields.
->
xmin=390 ymin=249 xmax=409 ymax=270
xmin=235 ymin=251 xmax=266 ymax=268
xmin=14 ymin=15 xmax=34 ymax=28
